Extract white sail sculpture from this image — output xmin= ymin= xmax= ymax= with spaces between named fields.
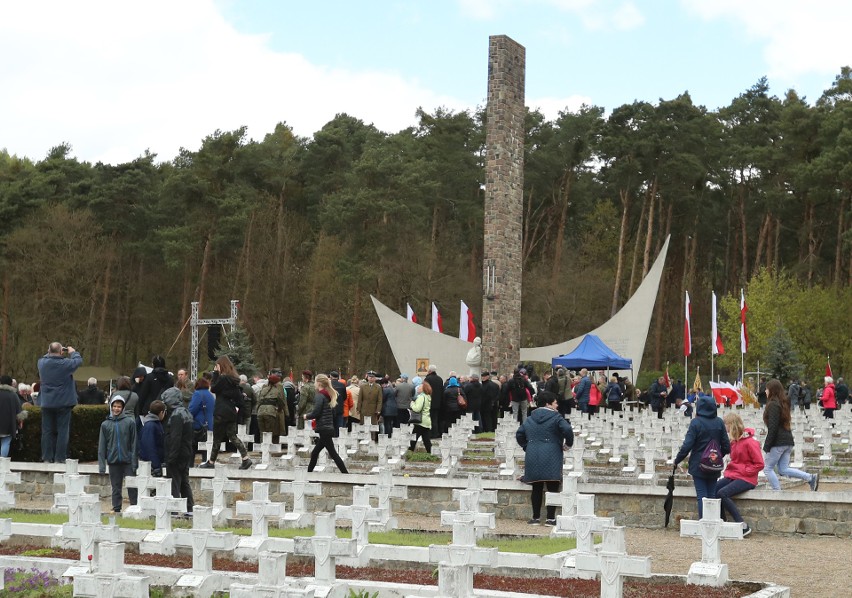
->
xmin=372 ymin=236 xmax=670 ymax=379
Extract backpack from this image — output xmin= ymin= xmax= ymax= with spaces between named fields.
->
xmin=699 ymin=439 xmax=724 ymax=473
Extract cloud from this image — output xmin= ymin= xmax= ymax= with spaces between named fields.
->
xmin=459 ymin=0 xmax=643 ymax=31
xmin=682 ymin=0 xmax=852 ymax=81
xmin=0 ymin=0 xmax=466 ymax=164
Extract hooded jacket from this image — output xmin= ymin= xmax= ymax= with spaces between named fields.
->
xmin=138 ymin=367 xmax=174 ymax=416
xmin=189 ymin=388 xmax=215 ymax=432
xmin=723 ymin=427 xmax=764 ymax=486
xmin=162 ymin=388 xmax=194 ymax=467
xmin=37 ymin=350 xmax=83 ymax=409
xmin=674 ymin=394 xmax=730 ymax=479
xmin=139 ymin=412 xmax=165 ymax=474
xmin=516 ymin=405 xmax=574 ymax=482
xmin=98 ymin=408 xmax=137 ymax=472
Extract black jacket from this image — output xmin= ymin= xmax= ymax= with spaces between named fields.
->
xmin=0 ymin=385 xmax=21 ymax=437
xmin=424 ymin=373 xmax=443 ymax=412
xmin=211 ymin=372 xmax=246 ymax=423
xmin=463 ymin=380 xmax=483 ymax=412
xmin=331 ymin=379 xmax=347 ymax=419
xmin=138 ymin=368 xmax=175 ymax=416
xmin=306 ymin=389 xmax=335 ymax=432
xmin=77 ymin=385 xmax=105 ymax=405
xmin=162 ymin=389 xmax=194 ymax=466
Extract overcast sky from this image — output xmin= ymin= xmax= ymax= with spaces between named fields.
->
xmin=2 ymin=0 xmax=851 ymax=165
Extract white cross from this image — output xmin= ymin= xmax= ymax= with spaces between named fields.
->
xmin=554 ymin=493 xmax=614 ymax=553
xmin=200 ymin=467 xmax=241 ymax=524
xmin=293 ymin=512 xmax=357 ymax=585
xmin=452 ymin=473 xmax=498 ymax=514
xmin=279 ymin=468 xmax=322 ymax=527
xmin=0 ymin=457 xmax=20 ymax=508
xmin=680 ymin=498 xmax=743 ymax=587
xmin=138 ymin=478 xmax=186 ymax=534
xmin=576 ymin=526 xmax=651 ymax=598
xmin=61 ymin=501 xmax=120 ymax=563
xmin=364 ymin=467 xmax=407 ymax=530
xmin=235 ymin=481 xmax=286 ymax=544
xmin=54 ymin=474 xmax=99 ymax=525
xmin=72 ymin=542 xmax=150 ymax=598
xmin=173 ymin=507 xmax=239 ymax=574
xmin=258 ymin=432 xmax=282 ymax=465
xmin=124 ymin=461 xmax=160 ymax=518
xmin=545 ymin=474 xmax=579 ymax=527
xmin=229 ymin=551 xmax=314 ymax=598
xmin=335 ymin=486 xmax=386 ymax=549
xmin=53 ymin=459 xmax=89 ymax=494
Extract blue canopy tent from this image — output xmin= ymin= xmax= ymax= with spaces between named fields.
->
xmin=551 ymin=334 xmax=632 ymax=371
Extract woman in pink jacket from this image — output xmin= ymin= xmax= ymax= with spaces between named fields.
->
xmin=821 ymin=376 xmax=837 ymax=419
xmin=715 ymin=412 xmax=764 ymax=537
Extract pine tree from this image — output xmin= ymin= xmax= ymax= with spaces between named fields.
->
xmin=765 ymin=325 xmax=803 ymax=384
xmin=214 ymin=324 xmax=259 ymax=377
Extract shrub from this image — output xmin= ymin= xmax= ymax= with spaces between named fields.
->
xmin=12 ymin=404 xmax=108 ymax=462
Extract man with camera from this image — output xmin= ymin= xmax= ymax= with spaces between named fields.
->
xmin=37 ymin=342 xmax=83 ymax=463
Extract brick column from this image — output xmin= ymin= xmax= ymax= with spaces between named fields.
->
xmin=482 ymin=35 xmax=525 ymax=376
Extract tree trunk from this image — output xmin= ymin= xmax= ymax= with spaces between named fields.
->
xmin=94 ymin=253 xmax=113 ymax=365
xmin=752 ymin=212 xmax=771 ymax=277
xmin=349 ymin=283 xmax=361 ymax=375
xmin=629 ymin=191 xmax=649 ymax=295
xmin=611 ymin=189 xmax=630 ymax=315
xmin=738 ymin=185 xmax=748 ymax=286
xmin=0 ymin=271 xmax=8 ymax=373
xmin=641 ymin=177 xmax=658 ymax=278
xmin=427 ymin=205 xmax=439 ymax=292
xmin=551 ymin=173 xmax=571 ymax=280
xmin=806 ymin=201 xmax=816 ymax=287
xmin=836 ymin=195 xmax=847 ymax=285
xmin=773 ymin=216 xmax=781 ymax=272
xmin=653 ymin=270 xmax=667 ymax=370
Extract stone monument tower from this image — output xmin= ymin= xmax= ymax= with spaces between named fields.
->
xmin=482 ymin=35 xmax=525 ymax=375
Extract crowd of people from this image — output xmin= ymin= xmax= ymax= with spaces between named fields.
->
xmin=2 ymin=342 xmax=845 ymax=524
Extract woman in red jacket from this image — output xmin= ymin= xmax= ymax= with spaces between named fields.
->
xmin=715 ymin=412 xmax=764 ymax=536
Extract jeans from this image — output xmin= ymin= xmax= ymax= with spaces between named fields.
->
xmin=107 ymin=462 xmax=137 ymax=512
xmin=692 ymin=475 xmax=717 ymax=518
xmin=511 ymin=401 xmax=529 ymax=424
xmin=41 ymin=406 xmax=73 ymax=463
xmin=715 ymin=477 xmax=755 ymax=523
xmin=0 ymin=435 xmax=11 ymax=458
xmin=763 ymin=445 xmax=811 ymax=490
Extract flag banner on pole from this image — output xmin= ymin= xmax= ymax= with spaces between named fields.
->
xmin=684 ymin=291 xmax=692 ymax=357
xmin=431 ymin=302 xmax=443 ymax=333
xmin=663 ymin=363 xmax=671 ymax=389
xmin=740 ymin=289 xmax=748 ymax=354
xmin=712 ymin=291 xmax=725 ymax=355
xmin=826 ymin=359 xmax=832 ymax=378
xmin=459 ymin=300 xmax=476 ymax=342
xmin=406 ymin=303 xmax=418 ymax=324
xmin=710 ymin=381 xmax=741 ymax=406
xmin=692 ymin=369 xmax=703 ymax=393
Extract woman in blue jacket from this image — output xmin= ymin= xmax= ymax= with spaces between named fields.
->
xmin=674 ymin=394 xmax=731 ymax=518
xmin=516 ymin=391 xmax=574 ymax=525
xmin=188 ymin=377 xmax=215 ymax=461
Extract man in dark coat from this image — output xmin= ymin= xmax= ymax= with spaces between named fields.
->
xmin=480 ymin=371 xmax=500 ymax=433
xmin=162 ymin=388 xmax=194 ymax=514
xmin=836 ymin=378 xmax=849 ymax=406
xmin=649 ymin=376 xmax=668 ymax=419
xmin=463 ymin=374 xmax=484 ymax=432
xmin=329 ymin=371 xmax=347 ymax=434
xmin=76 ymin=377 xmax=105 ymax=405
xmin=138 ymin=356 xmax=174 ymax=417
xmin=423 ymin=366 xmax=443 ymax=439
xmin=0 ymin=375 xmax=22 ymax=457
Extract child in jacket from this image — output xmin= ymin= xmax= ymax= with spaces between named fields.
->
xmin=715 ymin=412 xmax=764 ymax=536
xmin=98 ymin=395 xmax=138 ymax=512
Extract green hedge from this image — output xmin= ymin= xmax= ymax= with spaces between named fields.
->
xmin=13 ymin=405 xmax=109 ymax=463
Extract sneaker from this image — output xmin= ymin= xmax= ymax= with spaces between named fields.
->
xmin=239 ymin=458 xmax=253 ymax=470
xmin=809 ymin=472 xmax=820 ymax=491
xmin=544 ymin=519 xmax=556 ymax=526
xmin=742 ymin=524 xmax=752 ymax=537
xmin=527 ymin=518 xmax=541 ymax=525
xmin=198 ymin=461 xmax=215 ymax=469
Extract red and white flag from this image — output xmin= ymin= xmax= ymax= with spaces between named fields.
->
xmin=826 ymin=358 xmax=833 ymax=378
xmin=406 ymin=303 xmax=418 ymax=324
xmin=684 ymin=291 xmax=692 ymax=357
xmin=663 ymin=363 xmax=671 ymax=389
xmin=740 ymin=289 xmax=748 ymax=354
xmin=431 ymin=302 xmax=443 ymax=333
xmin=710 ymin=381 xmax=742 ymax=406
xmin=459 ymin=300 xmax=477 ymax=342
xmin=712 ymin=291 xmax=725 ymax=355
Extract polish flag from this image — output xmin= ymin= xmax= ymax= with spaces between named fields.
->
xmin=826 ymin=359 xmax=833 ymax=378
xmin=710 ymin=381 xmax=741 ymax=406
xmin=712 ymin=291 xmax=725 ymax=355
xmin=740 ymin=289 xmax=748 ymax=354
xmin=684 ymin=291 xmax=692 ymax=357
xmin=459 ymin=300 xmax=476 ymax=342
xmin=431 ymin=302 xmax=443 ymax=333
xmin=406 ymin=303 xmax=418 ymax=324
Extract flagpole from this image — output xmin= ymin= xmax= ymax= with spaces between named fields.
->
xmin=711 ymin=351 xmax=714 ymax=382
